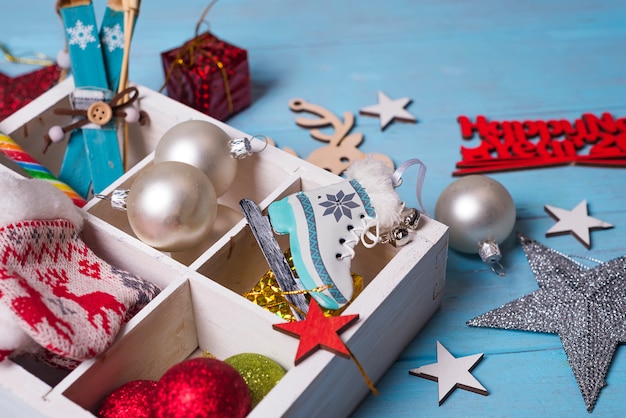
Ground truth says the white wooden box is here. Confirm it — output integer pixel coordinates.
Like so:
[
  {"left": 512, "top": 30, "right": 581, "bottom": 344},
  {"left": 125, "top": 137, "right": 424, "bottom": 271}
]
[{"left": 0, "top": 78, "right": 448, "bottom": 417}]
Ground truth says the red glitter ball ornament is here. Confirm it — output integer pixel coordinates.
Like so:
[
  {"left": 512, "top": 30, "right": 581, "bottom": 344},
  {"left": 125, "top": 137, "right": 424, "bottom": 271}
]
[
  {"left": 152, "top": 357, "right": 251, "bottom": 418},
  {"left": 98, "top": 379, "right": 157, "bottom": 418}
]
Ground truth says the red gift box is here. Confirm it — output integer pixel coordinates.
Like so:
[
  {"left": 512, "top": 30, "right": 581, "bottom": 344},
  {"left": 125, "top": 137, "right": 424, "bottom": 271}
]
[{"left": 160, "top": 32, "right": 251, "bottom": 121}]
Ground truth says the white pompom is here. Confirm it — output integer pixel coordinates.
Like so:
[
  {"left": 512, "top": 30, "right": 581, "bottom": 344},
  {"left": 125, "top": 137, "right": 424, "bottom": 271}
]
[
  {"left": 0, "top": 173, "right": 85, "bottom": 229},
  {"left": 56, "top": 49, "right": 71, "bottom": 70},
  {"left": 48, "top": 126, "right": 65, "bottom": 143},
  {"left": 345, "top": 157, "right": 403, "bottom": 230},
  {"left": 124, "top": 107, "right": 140, "bottom": 123}
]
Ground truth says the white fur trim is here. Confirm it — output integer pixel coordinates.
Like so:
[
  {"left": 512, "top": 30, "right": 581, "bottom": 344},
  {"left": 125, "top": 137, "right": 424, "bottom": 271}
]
[
  {"left": 345, "top": 158, "right": 402, "bottom": 230},
  {"left": 0, "top": 173, "right": 84, "bottom": 229}
]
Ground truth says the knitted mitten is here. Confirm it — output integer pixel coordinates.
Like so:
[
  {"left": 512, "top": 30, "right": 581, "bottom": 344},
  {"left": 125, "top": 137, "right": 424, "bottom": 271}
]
[{"left": 0, "top": 219, "right": 160, "bottom": 362}]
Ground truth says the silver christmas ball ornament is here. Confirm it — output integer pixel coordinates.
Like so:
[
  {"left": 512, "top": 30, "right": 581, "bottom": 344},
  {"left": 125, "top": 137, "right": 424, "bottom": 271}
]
[
  {"left": 171, "top": 204, "right": 243, "bottom": 265},
  {"left": 435, "top": 175, "right": 516, "bottom": 275},
  {"left": 126, "top": 161, "right": 218, "bottom": 252},
  {"left": 154, "top": 120, "right": 237, "bottom": 197}
]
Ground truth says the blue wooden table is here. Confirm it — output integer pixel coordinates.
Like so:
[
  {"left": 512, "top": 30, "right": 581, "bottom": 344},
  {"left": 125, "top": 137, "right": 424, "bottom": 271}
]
[{"left": 1, "top": 1, "right": 625, "bottom": 416}]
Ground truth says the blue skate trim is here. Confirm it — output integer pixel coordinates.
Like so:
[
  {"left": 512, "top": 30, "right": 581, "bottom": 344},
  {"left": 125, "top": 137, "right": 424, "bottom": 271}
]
[
  {"left": 268, "top": 196, "right": 343, "bottom": 309},
  {"left": 296, "top": 192, "right": 348, "bottom": 306},
  {"left": 267, "top": 197, "right": 292, "bottom": 235},
  {"left": 349, "top": 179, "right": 376, "bottom": 218}
]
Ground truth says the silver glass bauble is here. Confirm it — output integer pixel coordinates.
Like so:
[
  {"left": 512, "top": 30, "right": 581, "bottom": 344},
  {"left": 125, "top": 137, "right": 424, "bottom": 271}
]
[
  {"left": 154, "top": 120, "right": 237, "bottom": 197},
  {"left": 126, "top": 161, "right": 218, "bottom": 252},
  {"left": 435, "top": 175, "right": 516, "bottom": 275}
]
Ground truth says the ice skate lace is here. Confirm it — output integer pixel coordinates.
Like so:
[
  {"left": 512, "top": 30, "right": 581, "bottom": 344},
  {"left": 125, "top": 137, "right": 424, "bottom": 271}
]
[{"left": 339, "top": 216, "right": 381, "bottom": 260}]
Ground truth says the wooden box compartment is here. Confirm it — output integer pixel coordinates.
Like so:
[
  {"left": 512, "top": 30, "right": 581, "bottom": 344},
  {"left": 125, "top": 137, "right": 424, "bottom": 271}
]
[{"left": 0, "top": 78, "right": 448, "bottom": 417}]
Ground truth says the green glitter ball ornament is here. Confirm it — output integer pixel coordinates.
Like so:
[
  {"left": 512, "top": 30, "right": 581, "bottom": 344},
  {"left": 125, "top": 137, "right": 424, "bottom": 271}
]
[{"left": 224, "top": 353, "right": 286, "bottom": 408}]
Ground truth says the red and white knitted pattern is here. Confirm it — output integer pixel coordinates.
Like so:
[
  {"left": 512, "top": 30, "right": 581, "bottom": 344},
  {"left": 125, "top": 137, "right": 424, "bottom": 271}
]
[{"left": 0, "top": 219, "right": 160, "bottom": 362}]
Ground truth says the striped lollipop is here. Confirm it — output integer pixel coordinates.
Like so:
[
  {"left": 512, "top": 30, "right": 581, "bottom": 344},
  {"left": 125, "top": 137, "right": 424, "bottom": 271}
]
[{"left": 0, "top": 133, "right": 86, "bottom": 207}]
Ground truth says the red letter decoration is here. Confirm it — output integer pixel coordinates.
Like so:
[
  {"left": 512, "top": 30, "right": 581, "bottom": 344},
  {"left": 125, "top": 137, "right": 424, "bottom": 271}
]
[{"left": 454, "top": 113, "right": 626, "bottom": 175}]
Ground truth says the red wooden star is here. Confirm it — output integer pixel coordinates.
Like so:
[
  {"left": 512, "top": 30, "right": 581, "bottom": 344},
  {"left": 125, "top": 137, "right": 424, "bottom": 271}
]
[{"left": 273, "top": 298, "right": 359, "bottom": 364}]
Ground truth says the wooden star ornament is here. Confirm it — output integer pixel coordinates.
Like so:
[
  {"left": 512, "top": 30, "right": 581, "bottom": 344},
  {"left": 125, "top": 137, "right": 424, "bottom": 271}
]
[
  {"left": 273, "top": 298, "right": 359, "bottom": 364},
  {"left": 544, "top": 199, "right": 613, "bottom": 248},
  {"left": 409, "top": 341, "right": 488, "bottom": 405},
  {"left": 359, "top": 91, "right": 417, "bottom": 130}
]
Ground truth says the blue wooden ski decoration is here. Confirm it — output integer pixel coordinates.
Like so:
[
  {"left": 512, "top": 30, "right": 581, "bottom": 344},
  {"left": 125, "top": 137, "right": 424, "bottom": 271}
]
[{"left": 57, "top": 0, "right": 137, "bottom": 197}]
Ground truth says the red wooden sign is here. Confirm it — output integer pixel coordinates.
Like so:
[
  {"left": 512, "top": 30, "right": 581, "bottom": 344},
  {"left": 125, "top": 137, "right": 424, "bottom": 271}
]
[{"left": 454, "top": 113, "right": 626, "bottom": 175}]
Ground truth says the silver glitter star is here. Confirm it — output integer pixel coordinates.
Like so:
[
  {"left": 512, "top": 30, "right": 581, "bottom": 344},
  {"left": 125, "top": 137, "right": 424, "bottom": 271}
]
[
  {"left": 467, "top": 234, "right": 626, "bottom": 412},
  {"left": 545, "top": 199, "right": 613, "bottom": 249}
]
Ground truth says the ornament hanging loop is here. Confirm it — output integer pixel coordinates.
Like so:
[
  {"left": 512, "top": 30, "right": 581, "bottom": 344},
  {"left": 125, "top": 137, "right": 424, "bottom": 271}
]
[
  {"left": 391, "top": 158, "right": 429, "bottom": 217},
  {"left": 195, "top": 0, "right": 219, "bottom": 36}
]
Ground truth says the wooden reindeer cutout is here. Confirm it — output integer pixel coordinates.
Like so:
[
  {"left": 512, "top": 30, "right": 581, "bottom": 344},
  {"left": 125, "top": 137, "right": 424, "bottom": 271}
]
[{"left": 288, "top": 98, "right": 394, "bottom": 175}]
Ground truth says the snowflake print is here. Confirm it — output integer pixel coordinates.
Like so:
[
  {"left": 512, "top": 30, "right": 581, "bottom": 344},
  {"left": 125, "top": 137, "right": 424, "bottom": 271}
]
[
  {"left": 66, "top": 20, "right": 96, "bottom": 50},
  {"left": 102, "top": 24, "right": 124, "bottom": 52},
  {"left": 319, "top": 190, "right": 360, "bottom": 222}
]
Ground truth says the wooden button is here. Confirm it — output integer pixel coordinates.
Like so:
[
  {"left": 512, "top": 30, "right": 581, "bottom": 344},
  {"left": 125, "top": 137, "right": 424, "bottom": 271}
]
[{"left": 87, "top": 101, "right": 113, "bottom": 125}]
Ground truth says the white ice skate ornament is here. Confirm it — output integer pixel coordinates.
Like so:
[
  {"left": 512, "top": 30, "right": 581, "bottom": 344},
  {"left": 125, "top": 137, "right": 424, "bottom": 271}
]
[{"left": 268, "top": 158, "right": 425, "bottom": 310}]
